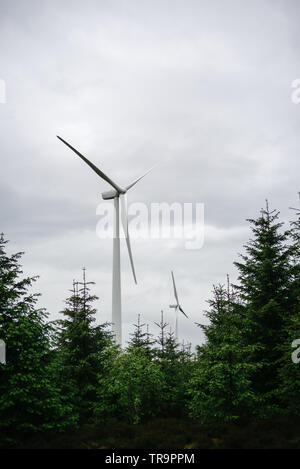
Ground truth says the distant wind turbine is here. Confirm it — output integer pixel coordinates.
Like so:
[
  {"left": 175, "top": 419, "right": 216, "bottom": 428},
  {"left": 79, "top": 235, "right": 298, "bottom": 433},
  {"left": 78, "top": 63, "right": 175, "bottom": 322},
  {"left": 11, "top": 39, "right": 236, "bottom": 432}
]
[
  {"left": 169, "top": 271, "right": 188, "bottom": 341},
  {"left": 289, "top": 192, "right": 300, "bottom": 213},
  {"left": 57, "top": 135, "right": 155, "bottom": 345}
]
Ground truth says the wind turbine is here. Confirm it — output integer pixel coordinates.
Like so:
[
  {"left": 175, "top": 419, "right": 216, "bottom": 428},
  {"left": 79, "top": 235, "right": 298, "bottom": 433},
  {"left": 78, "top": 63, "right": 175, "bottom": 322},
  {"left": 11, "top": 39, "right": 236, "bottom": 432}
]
[
  {"left": 57, "top": 135, "right": 154, "bottom": 345},
  {"left": 169, "top": 271, "right": 188, "bottom": 341},
  {"left": 289, "top": 192, "right": 300, "bottom": 213}
]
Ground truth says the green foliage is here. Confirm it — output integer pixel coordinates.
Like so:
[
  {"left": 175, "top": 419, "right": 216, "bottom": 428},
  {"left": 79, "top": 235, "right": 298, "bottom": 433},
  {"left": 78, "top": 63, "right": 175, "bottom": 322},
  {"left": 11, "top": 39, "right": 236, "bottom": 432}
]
[
  {"left": 53, "top": 269, "right": 112, "bottom": 423},
  {"left": 95, "top": 313, "right": 194, "bottom": 424},
  {"left": 0, "top": 234, "right": 71, "bottom": 447},
  {"left": 127, "top": 313, "right": 155, "bottom": 358},
  {"left": 188, "top": 202, "right": 298, "bottom": 421},
  {"left": 155, "top": 328, "right": 192, "bottom": 418},
  {"left": 230, "top": 202, "right": 297, "bottom": 419},
  {"left": 233, "top": 203, "right": 294, "bottom": 398},
  {"left": 188, "top": 284, "right": 261, "bottom": 422},
  {"left": 278, "top": 207, "right": 300, "bottom": 413},
  {"left": 1, "top": 196, "right": 300, "bottom": 447},
  {"left": 95, "top": 347, "right": 165, "bottom": 424}
]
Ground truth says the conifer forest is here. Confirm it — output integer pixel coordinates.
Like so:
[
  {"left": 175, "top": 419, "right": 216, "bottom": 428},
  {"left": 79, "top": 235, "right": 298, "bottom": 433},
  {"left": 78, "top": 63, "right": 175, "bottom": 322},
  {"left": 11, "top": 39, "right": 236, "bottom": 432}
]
[{"left": 1, "top": 202, "right": 299, "bottom": 448}]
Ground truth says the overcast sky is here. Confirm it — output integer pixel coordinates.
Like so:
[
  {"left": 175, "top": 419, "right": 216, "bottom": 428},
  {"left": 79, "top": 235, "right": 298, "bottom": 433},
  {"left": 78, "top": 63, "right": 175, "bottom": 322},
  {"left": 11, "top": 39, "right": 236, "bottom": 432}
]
[{"left": 0, "top": 0, "right": 299, "bottom": 347}]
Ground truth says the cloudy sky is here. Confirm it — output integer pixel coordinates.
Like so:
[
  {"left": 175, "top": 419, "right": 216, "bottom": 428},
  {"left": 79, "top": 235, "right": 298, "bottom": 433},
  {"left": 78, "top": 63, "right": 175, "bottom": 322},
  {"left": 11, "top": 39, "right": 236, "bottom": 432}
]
[{"left": 0, "top": 0, "right": 299, "bottom": 347}]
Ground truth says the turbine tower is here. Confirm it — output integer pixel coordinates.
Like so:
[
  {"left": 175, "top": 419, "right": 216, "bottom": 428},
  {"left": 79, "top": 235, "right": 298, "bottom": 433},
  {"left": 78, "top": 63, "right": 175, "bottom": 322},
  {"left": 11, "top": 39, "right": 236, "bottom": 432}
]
[
  {"left": 169, "top": 271, "right": 188, "bottom": 341},
  {"left": 57, "top": 136, "right": 154, "bottom": 345}
]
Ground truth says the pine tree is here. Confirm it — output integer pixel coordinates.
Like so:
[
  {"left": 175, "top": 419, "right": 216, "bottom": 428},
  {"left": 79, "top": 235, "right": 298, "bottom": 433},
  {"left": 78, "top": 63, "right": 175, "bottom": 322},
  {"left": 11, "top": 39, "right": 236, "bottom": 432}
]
[
  {"left": 159, "top": 328, "right": 191, "bottom": 417},
  {"left": 154, "top": 310, "right": 168, "bottom": 359},
  {"left": 95, "top": 345, "right": 164, "bottom": 424},
  {"left": 55, "top": 268, "right": 111, "bottom": 423},
  {"left": 127, "top": 314, "right": 154, "bottom": 354},
  {"left": 289, "top": 195, "right": 300, "bottom": 315},
  {"left": 188, "top": 281, "right": 260, "bottom": 422},
  {"left": 153, "top": 312, "right": 192, "bottom": 417},
  {"left": 233, "top": 202, "right": 294, "bottom": 404},
  {"left": 0, "top": 234, "right": 69, "bottom": 447},
  {"left": 278, "top": 198, "right": 300, "bottom": 414}
]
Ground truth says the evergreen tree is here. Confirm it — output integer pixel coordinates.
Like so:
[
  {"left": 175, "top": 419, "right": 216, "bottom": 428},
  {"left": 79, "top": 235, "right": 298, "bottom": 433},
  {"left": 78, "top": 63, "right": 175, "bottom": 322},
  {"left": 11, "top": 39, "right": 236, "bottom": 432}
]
[
  {"left": 288, "top": 196, "right": 300, "bottom": 315},
  {"left": 188, "top": 281, "right": 260, "bottom": 422},
  {"left": 95, "top": 346, "right": 164, "bottom": 424},
  {"left": 55, "top": 268, "right": 111, "bottom": 423},
  {"left": 0, "top": 234, "right": 69, "bottom": 447},
  {"left": 152, "top": 312, "right": 193, "bottom": 418},
  {"left": 127, "top": 314, "right": 155, "bottom": 357},
  {"left": 278, "top": 199, "right": 300, "bottom": 413},
  {"left": 154, "top": 310, "right": 168, "bottom": 359},
  {"left": 233, "top": 202, "right": 294, "bottom": 404},
  {"left": 158, "top": 328, "right": 191, "bottom": 417}
]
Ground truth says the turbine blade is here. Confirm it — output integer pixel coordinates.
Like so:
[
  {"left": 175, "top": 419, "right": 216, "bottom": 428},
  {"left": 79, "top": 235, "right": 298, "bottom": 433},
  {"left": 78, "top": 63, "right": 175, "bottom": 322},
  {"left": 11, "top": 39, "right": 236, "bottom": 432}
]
[
  {"left": 171, "top": 271, "right": 179, "bottom": 304},
  {"left": 179, "top": 305, "right": 188, "bottom": 319},
  {"left": 120, "top": 194, "right": 137, "bottom": 284},
  {"left": 125, "top": 165, "right": 157, "bottom": 191},
  {"left": 57, "top": 136, "right": 122, "bottom": 192}
]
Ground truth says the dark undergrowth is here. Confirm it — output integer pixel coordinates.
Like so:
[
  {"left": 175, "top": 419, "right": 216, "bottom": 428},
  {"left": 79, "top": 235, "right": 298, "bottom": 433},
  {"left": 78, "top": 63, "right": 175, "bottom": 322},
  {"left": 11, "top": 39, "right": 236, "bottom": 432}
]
[{"left": 18, "top": 415, "right": 300, "bottom": 449}]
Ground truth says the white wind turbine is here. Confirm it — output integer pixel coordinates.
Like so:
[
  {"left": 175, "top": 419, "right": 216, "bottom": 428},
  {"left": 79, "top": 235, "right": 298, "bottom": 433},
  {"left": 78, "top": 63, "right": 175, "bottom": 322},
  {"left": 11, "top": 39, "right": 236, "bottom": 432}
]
[
  {"left": 169, "top": 271, "right": 188, "bottom": 341},
  {"left": 57, "top": 136, "right": 154, "bottom": 345}
]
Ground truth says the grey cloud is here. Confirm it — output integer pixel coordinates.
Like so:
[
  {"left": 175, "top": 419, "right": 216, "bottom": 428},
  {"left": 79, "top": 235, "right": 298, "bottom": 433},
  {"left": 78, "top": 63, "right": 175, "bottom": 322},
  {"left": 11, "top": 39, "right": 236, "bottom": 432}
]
[{"left": 0, "top": 0, "right": 299, "bottom": 347}]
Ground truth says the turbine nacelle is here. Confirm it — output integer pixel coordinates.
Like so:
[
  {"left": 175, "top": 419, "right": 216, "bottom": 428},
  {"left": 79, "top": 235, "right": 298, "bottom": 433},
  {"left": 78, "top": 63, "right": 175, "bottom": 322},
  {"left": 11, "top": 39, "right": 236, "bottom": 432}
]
[{"left": 102, "top": 189, "right": 122, "bottom": 200}]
